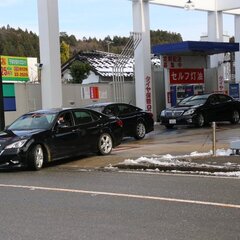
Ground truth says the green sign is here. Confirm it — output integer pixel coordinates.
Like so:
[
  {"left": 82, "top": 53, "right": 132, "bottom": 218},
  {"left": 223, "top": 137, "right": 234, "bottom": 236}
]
[{"left": 0, "top": 55, "right": 29, "bottom": 82}]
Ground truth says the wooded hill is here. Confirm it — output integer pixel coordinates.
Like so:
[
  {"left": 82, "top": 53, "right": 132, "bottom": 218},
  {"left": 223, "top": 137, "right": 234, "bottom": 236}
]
[{"left": 0, "top": 25, "right": 183, "bottom": 62}]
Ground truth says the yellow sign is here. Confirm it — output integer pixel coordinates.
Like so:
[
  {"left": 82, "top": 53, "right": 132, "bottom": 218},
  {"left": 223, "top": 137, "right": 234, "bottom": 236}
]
[{"left": 0, "top": 55, "right": 29, "bottom": 81}]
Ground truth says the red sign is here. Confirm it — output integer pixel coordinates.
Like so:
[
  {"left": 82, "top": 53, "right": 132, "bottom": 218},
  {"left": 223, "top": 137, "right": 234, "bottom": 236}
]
[
  {"left": 145, "top": 76, "right": 152, "bottom": 112},
  {"left": 90, "top": 86, "right": 99, "bottom": 99},
  {"left": 169, "top": 68, "right": 204, "bottom": 84}
]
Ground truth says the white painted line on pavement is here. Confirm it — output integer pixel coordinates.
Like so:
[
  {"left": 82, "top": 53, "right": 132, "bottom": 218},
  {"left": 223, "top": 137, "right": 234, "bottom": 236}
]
[
  {"left": 117, "top": 170, "right": 240, "bottom": 180},
  {"left": 0, "top": 183, "right": 240, "bottom": 209}
]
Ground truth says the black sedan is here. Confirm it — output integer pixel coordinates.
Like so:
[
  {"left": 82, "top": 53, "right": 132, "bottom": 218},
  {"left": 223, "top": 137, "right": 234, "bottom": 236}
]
[
  {"left": 0, "top": 108, "right": 123, "bottom": 170},
  {"left": 160, "top": 93, "right": 240, "bottom": 128},
  {"left": 86, "top": 103, "right": 154, "bottom": 139}
]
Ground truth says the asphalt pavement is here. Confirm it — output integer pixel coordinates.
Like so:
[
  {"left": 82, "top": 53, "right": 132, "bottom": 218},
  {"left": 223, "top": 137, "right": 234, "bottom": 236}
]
[{"left": 56, "top": 123, "right": 240, "bottom": 174}]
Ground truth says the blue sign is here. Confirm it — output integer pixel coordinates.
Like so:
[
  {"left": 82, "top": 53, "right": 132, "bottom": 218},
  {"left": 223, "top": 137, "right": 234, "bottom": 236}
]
[
  {"left": 4, "top": 97, "right": 16, "bottom": 111},
  {"left": 229, "top": 83, "right": 239, "bottom": 99},
  {"left": 170, "top": 86, "right": 176, "bottom": 106}
]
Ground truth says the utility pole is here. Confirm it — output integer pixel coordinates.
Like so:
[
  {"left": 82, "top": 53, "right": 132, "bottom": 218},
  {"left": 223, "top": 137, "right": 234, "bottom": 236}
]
[
  {"left": 106, "top": 40, "right": 113, "bottom": 53},
  {"left": 0, "top": 56, "right": 5, "bottom": 130}
]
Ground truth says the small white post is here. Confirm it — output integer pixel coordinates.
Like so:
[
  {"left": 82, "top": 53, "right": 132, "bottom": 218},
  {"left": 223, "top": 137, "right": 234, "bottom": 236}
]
[{"left": 212, "top": 122, "right": 216, "bottom": 156}]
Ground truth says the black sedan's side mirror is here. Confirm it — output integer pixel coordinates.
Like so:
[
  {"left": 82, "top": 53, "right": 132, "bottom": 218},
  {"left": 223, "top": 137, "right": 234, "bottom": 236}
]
[{"left": 57, "top": 123, "right": 69, "bottom": 129}]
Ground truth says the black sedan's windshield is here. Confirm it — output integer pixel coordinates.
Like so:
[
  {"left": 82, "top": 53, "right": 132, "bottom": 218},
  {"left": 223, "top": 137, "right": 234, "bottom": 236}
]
[
  {"left": 178, "top": 95, "right": 209, "bottom": 106},
  {"left": 8, "top": 113, "right": 57, "bottom": 130}
]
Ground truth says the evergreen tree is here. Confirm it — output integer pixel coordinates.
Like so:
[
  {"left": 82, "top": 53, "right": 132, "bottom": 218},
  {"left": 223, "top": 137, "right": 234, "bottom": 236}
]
[
  {"left": 0, "top": 25, "right": 184, "bottom": 63},
  {"left": 69, "top": 60, "right": 91, "bottom": 84}
]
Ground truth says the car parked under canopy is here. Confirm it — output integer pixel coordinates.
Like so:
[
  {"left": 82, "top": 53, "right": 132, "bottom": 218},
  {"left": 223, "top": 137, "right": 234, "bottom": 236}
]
[
  {"left": 86, "top": 103, "right": 154, "bottom": 140},
  {"left": 160, "top": 93, "right": 240, "bottom": 128},
  {"left": 0, "top": 108, "right": 123, "bottom": 170}
]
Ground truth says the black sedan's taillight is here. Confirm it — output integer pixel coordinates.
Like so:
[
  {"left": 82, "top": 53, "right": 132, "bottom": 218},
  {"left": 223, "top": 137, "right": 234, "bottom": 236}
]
[
  {"left": 116, "top": 119, "right": 123, "bottom": 127},
  {"left": 147, "top": 112, "right": 154, "bottom": 119}
]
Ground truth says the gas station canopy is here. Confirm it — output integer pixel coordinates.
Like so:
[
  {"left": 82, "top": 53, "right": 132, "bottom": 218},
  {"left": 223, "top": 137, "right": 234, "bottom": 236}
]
[
  {"left": 147, "top": 0, "right": 240, "bottom": 15},
  {"left": 152, "top": 41, "right": 240, "bottom": 56}
]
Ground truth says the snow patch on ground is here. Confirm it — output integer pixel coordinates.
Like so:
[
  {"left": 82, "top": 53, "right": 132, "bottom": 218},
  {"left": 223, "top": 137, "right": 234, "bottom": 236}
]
[
  {"left": 122, "top": 149, "right": 232, "bottom": 166},
  {"left": 110, "top": 149, "right": 240, "bottom": 177}
]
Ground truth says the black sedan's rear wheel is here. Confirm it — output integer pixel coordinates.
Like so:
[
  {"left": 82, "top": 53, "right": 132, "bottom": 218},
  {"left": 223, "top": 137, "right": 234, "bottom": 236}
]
[
  {"left": 98, "top": 133, "right": 113, "bottom": 155},
  {"left": 195, "top": 113, "right": 205, "bottom": 127},
  {"left": 28, "top": 144, "right": 45, "bottom": 170},
  {"left": 134, "top": 122, "right": 146, "bottom": 140},
  {"left": 230, "top": 110, "right": 240, "bottom": 124}
]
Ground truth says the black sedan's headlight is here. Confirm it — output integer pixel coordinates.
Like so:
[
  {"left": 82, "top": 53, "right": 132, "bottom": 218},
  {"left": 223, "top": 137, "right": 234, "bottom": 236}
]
[
  {"left": 5, "top": 139, "right": 28, "bottom": 149},
  {"left": 160, "top": 110, "right": 166, "bottom": 117},
  {"left": 183, "top": 109, "right": 195, "bottom": 116}
]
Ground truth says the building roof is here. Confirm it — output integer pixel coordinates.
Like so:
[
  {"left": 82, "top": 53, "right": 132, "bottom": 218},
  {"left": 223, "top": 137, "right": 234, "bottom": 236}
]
[
  {"left": 86, "top": 52, "right": 134, "bottom": 77},
  {"left": 61, "top": 51, "right": 161, "bottom": 78},
  {"left": 61, "top": 51, "right": 134, "bottom": 78},
  {"left": 152, "top": 41, "right": 239, "bottom": 56}
]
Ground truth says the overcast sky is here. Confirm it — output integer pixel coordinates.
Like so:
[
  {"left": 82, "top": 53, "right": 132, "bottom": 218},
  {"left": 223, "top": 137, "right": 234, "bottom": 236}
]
[{"left": 0, "top": 0, "right": 235, "bottom": 41}]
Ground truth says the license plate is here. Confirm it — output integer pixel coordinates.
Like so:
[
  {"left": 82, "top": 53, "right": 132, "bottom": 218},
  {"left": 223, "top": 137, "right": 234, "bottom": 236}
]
[{"left": 169, "top": 119, "right": 176, "bottom": 124}]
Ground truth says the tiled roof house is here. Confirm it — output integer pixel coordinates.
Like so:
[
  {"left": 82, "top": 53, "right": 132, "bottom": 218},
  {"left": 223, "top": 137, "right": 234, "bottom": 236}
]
[
  {"left": 61, "top": 51, "right": 161, "bottom": 84},
  {"left": 61, "top": 51, "right": 134, "bottom": 84}
]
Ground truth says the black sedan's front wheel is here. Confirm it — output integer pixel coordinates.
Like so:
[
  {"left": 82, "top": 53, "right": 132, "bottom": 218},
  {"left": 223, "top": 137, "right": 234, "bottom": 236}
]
[
  {"left": 195, "top": 113, "right": 205, "bottom": 127},
  {"left": 28, "top": 144, "right": 45, "bottom": 170},
  {"left": 134, "top": 122, "right": 146, "bottom": 140},
  {"left": 98, "top": 133, "right": 113, "bottom": 155},
  {"left": 230, "top": 110, "right": 240, "bottom": 124}
]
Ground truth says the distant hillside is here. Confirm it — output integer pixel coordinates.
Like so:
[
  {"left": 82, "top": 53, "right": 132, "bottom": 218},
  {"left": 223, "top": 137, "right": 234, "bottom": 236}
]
[
  {"left": 0, "top": 25, "right": 39, "bottom": 58},
  {"left": 0, "top": 25, "right": 183, "bottom": 61}
]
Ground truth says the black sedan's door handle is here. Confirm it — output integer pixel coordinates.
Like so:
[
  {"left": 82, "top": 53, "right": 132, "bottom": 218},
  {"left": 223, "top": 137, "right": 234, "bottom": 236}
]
[{"left": 72, "top": 129, "right": 81, "bottom": 133}]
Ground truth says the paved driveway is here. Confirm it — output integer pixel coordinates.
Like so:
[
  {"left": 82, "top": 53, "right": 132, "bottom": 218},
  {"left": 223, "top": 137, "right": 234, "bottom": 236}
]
[{"left": 54, "top": 123, "right": 240, "bottom": 170}]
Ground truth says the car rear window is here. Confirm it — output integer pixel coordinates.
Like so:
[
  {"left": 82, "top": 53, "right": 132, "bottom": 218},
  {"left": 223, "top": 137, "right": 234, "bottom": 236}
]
[{"left": 73, "top": 111, "right": 93, "bottom": 125}]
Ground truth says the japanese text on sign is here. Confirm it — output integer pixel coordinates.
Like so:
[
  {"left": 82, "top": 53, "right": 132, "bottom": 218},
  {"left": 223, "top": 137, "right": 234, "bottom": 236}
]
[
  {"left": 0, "top": 55, "right": 29, "bottom": 82},
  {"left": 145, "top": 76, "right": 152, "bottom": 112},
  {"left": 169, "top": 68, "right": 204, "bottom": 84},
  {"left": 218, "top": 75, "right": 224, "bottom": 92},
  {"left": 162, "top": 55, "right": 182, "bottom": 68}
]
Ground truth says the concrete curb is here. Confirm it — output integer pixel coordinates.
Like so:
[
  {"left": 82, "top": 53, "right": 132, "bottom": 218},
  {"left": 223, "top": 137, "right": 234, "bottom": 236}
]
[
  {"left": 113, "top": 155, "right": 240, "bottom": 173},
  {"left": 114, "top": 164, "right": 240, "bottom": 172}
]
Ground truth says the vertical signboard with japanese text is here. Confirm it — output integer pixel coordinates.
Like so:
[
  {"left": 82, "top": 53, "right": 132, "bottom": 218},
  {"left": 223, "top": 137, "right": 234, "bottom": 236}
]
[
  {"left": 145, "top": 76, "right": 152, "bottom": 112},
  {"left": 217, "top": 66, "right": 225, "bottom": 93},
  {"left": 0, "top": 56, "right": 29, "bottom": 82}
]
